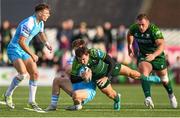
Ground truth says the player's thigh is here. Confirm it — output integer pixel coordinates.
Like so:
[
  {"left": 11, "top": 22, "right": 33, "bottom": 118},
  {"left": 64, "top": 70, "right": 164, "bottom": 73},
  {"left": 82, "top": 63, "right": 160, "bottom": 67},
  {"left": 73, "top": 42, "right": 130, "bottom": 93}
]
[
  {"left": 73, "top": 89, "right": 96, "bottom": 104},
  {"left": 7, "top": 50, "right": 27, "bottom": 74},
  {"left": 23, "top": 57, "right": 38, "bottom": 77},
  {"left": 13, "top": 59, "right": 28, "bottom": 74},
  {"left": 119, "top": 64, "right": 140, "bottom": 76},
  {"left": 73, "top": 89, "right": 89, "bottom": 100},
  {"left": 138, "top": 61, "right": 152, "bottom": 76}
]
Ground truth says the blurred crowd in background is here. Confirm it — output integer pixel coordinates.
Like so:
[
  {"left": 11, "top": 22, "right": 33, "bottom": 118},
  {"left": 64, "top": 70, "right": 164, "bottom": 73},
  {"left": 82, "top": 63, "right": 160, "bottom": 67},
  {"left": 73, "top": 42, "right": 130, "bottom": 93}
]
[{"left": 0, "top": 19, "right": 180, "bottom": 84}]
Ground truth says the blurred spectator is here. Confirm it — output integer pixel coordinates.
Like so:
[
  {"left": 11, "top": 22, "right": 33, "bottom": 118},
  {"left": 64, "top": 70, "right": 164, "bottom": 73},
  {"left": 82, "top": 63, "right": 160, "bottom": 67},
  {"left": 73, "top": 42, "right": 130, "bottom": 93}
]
[
  {"left": 165, "top": 54, "right": 171, "bottom": 67},
  {"left": 103, "top": 22, "right": 113, "bottom": 52},
  {"left": 172, "top": 56, "right": 180, "bottom": 68},
  {"left": 0, "top": 20, "right": 12, "bottom": 65},
  {"left": 116, "top": 24, "right": 126, "bottom": 62},
  {"left": 56, "top": 19, "right": 74, "bottom": 49},
  {"left": 52, "top": 49, "right": 63, "bottom": 70},
  {"left": 59, "top": 35, "right": 70, "bottom": 50},
  {"left": 57, "top": 20, "right": 70, "bottom": 50},
  {"left": 172, "top": 56, "right": 180, "bottom": 83},
  {"left": 66, "top": 19, "right": 74, "bottom": 43},
  {"left": 92, "top": 25, "right": 106, "bottom": 52},
  {"left": 55, "top": 19, "right": 75, "bottom": 70},
  {"left": 0, "top": 32, "right": 2, "bottom": 65},
  {"left": 40, "top": 48, "right": 54, "bottom": 67},
  {"left": 31, "top": 35, "right": 44, "bottom": 66},
  {"left": 72, "top": 22, "right": 90, "bottom": 43}
]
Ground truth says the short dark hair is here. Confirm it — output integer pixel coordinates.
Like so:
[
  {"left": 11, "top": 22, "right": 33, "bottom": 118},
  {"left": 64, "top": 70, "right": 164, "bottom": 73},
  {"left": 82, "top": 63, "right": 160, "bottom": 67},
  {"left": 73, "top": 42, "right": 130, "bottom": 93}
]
[
  {"left": 75, "top": 47, "right": 89, "bottom": 58},
  {"left": 72, "top": 39, "right": 86, "bottom": 49},
  {"left": 136, "top": 13, "right": 149, "bottom": 20},
  {"left": 35, "top": 3, "right": 50, "bottom": 12}
]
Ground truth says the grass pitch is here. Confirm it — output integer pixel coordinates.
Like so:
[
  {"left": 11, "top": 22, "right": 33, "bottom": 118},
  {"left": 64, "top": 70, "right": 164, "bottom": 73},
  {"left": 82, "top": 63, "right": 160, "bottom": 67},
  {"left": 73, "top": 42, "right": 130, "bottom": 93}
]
[{"left": 0, "top": 84, "right": 180, "bottom": 117}]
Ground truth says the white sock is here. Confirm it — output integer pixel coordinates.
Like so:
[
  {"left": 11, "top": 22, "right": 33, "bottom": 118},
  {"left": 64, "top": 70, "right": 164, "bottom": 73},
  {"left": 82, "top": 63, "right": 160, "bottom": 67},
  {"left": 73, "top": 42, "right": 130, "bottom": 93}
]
[
  {"left": 5, "top": 77, "right": 21, "bottom": 96},
  {"left": 75, "top": 104, "right": 82, "bottom": 110},
  {"left": 29, "top": 80, "right": 37, "bottom": 103}
]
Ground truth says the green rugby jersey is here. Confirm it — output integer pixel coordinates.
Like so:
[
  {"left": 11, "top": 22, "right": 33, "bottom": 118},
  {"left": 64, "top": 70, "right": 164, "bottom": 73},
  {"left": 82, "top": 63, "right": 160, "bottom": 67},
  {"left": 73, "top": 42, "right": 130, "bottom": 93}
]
[
  {"left": 71, "top": 48, "right": 109, "bottom": 81},
  {"left": 71, "top": 58, "right": 83, "bottom": 76},
  {"left": 87, "top": 48, "right": 108, "bottom": 79},
  {"left": 129, "top": 23, "right": 165, "bottom": 57}
]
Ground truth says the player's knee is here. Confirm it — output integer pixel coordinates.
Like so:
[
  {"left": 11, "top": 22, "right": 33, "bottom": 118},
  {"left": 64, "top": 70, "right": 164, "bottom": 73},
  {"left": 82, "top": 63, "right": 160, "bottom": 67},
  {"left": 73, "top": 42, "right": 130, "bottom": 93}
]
[
  {"left": 30, "top": 71, "right": 39, "bottom": 80},
  {"left": 72, "top": 92, "right": 83, "bottom": 104},
  {"left": 161, "top": 74, "right": 169, "bottom": 84},
  {"left": 53, "top": 77, "right": 60, "bottom": 83},
  {"left": 53, "top": 77, "right": 61, "bottom": 86},
  {"left": 16, "top": 73, "right": 28, "bottom": 81}
]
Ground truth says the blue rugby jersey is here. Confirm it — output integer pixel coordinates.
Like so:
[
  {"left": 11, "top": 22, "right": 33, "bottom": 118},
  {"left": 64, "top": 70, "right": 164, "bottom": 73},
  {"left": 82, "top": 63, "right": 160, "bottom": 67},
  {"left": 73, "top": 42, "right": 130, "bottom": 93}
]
[{"left": 8, "top": 15, "right": 44, "bottom": 51}]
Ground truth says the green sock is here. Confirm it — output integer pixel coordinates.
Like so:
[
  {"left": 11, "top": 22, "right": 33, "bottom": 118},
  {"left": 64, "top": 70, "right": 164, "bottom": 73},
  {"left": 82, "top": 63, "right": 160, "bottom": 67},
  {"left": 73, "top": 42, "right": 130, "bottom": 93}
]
[
  {"left": 140, "top": 75, "right": 151, "bottom": 98},
  {"left": 114, "top": 94, "right": 120, "bottom": 102},
  {"left": 163, "top": 81, "right": 173, "bottom": 94}
]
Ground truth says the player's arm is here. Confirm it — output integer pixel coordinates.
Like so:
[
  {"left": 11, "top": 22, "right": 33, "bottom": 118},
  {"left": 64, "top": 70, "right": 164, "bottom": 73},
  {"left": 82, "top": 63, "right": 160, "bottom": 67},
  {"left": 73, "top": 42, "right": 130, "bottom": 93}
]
[
  {"left": 146, "top": 39, "right": 164, "bottom": 61},
  {"left": 37, "top": 32, "right": 52, "bottom": 52},
  {"left": 19, "top": 36, "right": 38, "bottom": 62},
  {"left": 127, "top": 31, "right": 135, "bottom": 57},
  {"left": 70, "top": 59, "right": 84, "bottom": 83},
  {"left": 93, "top": 49, "right": 115, "bottom": 80},
  {"left": 153, "top": 39, "right": 165, "bottom": 57},
  {"left": 19, "top": 20, "right": 38, "bottom": 62},
  {"left": 103, "top": 54, "right": 115, "bottom": 79},
  {"left": 96, "top": 54, "right": 115, "bottom": 87},
  {"left": 146, "top": 26, "right": 164, "bottom": 61}
]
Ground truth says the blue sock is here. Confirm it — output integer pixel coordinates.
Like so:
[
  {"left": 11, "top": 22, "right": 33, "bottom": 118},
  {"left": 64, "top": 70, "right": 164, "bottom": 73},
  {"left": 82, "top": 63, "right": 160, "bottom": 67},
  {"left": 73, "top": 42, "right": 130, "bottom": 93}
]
[{"left": 51, "top": 95, "right": 59, "bottom": 106}]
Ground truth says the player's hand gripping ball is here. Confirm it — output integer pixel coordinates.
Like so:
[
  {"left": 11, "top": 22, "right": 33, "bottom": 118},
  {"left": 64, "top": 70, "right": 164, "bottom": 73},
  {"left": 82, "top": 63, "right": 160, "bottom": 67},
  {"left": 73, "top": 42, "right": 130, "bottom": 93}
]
[{"left": 79, "top": 66, "right": 92, "bottom": 82}]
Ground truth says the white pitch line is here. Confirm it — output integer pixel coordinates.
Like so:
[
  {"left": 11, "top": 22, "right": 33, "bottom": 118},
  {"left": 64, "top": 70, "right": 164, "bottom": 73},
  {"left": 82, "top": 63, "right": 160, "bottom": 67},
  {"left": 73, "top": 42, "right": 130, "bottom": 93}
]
[
  {"left": 83, "top": 109, "right": 180, "bottom": 112},
  {"left": 1, "top": 102, "right": 173, "bottom": 106},
  {"left": 24, "top": 107, "right": 47, "bottom": 113}
]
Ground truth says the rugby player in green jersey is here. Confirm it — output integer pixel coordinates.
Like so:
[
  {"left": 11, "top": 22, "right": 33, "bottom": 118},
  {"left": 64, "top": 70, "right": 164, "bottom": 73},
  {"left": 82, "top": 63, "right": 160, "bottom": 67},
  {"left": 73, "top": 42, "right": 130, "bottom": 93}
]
[
  {"left": 45, "top": 39, "right": 96, "bottom": 111},
  {"left": 46, "top": 39, "right": 121, "bottom": 111},
  {"left": 74, "top": 46, "right": 150, "bottom": 110},
  {"left": 127, "top": 13, "right": 177, "bottom": 109}
]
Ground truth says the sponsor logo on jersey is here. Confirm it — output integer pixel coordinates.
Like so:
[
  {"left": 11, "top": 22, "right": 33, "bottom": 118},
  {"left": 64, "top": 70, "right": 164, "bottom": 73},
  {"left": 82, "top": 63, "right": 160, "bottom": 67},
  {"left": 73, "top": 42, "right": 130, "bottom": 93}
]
[
  {"left": 134, "top": 33, "right": 138, "bottom": 37},
  {"left": 22, "top": 25, "right": 30, "bottom": 35},
  {"left": 146, "top": 34, "right": 150, "bottom": 38}
]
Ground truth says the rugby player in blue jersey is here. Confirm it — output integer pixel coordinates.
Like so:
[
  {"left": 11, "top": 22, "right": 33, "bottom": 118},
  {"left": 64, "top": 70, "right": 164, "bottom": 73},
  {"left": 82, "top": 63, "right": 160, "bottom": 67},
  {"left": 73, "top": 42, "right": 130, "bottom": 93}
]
[{"left": 2, "top": 3, "right": 52, "bottom": 112}]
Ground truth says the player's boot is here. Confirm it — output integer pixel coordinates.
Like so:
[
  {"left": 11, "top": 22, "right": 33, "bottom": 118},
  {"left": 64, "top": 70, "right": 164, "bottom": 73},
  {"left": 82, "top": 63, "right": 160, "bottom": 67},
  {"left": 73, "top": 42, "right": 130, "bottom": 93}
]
[
  {"left": 3, "top": 94, "right": 15, "bottom": 109},
  {"left": 45, "top": 104, "right": 57, "bottom": 111},
  {"left": 65, "top": 104, "right": 82, "bottom": 111},
  {"left": 113, "top": 93, "right": 121, "bottom": 111},
  {"left": 148, "top": 75, "right": 161, "bottom": 83},
  {"left": 144, "top": 97, "right": 154, "bottom": 109},
  {"left": 27, "top": 102, "right": 44, "bottom": 112},
  {"left": 168, "top": 93, "right": 178, "bottom": 108}
]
